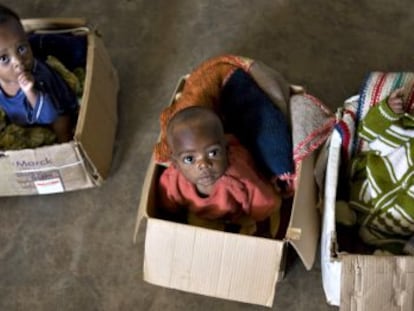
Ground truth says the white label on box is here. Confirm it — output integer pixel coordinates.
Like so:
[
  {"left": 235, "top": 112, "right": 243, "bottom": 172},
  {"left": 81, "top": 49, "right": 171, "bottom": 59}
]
[{"left": 34, "top": 177, "right": 64, "bottom": 194}]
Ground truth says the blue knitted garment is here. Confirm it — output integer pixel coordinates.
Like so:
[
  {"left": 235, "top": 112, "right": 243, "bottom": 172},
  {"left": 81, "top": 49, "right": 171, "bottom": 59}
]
[{"left": 220, "top": 68, "right": 294, "bottom": 180}]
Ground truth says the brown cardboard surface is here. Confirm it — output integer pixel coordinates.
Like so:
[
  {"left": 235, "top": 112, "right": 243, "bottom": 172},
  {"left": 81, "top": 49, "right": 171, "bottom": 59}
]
[
  {"left": 0, "top": 142, "right": 94, "bottom": 196},
  {"left": 134, "top": 155, "right": 157, "bottom": 236},
  {"left": 287, "top": 152, "right": 319, "bottom": 270},
  {"left": 144, "top": 218, "right": 284, "bottom": 306},
  {"left": 75, "top": 32, "right": 119, "bottom": 181},
  {"left": 22, "top": 18, "right": 87, "bottom": 32},
  {"left": 340, "top": 255, "right": 414, "bottom": 311}
]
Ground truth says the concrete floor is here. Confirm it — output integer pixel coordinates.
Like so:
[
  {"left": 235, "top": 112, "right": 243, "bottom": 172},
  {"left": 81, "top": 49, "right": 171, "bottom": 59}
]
[{"left": 1, "top": 1, "right": 414, "bottom": 310}]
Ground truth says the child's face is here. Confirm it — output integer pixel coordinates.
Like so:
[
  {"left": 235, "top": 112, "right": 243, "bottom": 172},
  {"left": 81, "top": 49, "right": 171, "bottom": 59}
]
[
  {"left": 170, "top": 122, "right": 228, "bottom": 195},
  {"left": 0, "top": 19, "right": 33, "bottom": 84}
]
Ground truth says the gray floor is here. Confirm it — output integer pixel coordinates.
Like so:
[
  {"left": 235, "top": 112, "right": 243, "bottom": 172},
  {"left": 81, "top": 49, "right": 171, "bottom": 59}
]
[{"left": 1, "top": 1, "right": 414, "bottom": 310}]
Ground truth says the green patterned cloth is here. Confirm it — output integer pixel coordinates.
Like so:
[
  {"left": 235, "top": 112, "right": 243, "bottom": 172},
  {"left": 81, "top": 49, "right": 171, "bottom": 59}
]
[
  {"left": 350, "top": 99, "right": 414, "bottom": 253},
  {"left": 0, "top": 108, "right": 56, "bottom": 150}
]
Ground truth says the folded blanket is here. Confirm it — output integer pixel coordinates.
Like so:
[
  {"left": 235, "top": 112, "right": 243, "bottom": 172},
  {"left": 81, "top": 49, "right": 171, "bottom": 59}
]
[
  {"left": 220, "top": 68, "right": 294, "bottom": 181},
  {"left": 349, "top": 99, "right": 414, "bottom": 253},
  {"left": 337, "top": 72, "right": 414, "bottom": 254}
]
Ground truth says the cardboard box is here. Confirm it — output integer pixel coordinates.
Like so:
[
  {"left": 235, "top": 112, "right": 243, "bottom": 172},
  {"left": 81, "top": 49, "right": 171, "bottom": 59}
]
[
  {"left": 134, "top": 78, "right": 320, "bottom": 307},
  {"left": 0, "top": 18, "right": 118, "bottom": 196},
  {"left": 321, "top": 128, "right": 414, "bottom": 310}
]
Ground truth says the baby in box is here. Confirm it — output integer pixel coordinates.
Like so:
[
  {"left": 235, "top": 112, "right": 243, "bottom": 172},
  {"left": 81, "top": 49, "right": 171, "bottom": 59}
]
[
  {"left": 0, "top": 4, "right": 78, "bottom": 144},
  {"left": 158, "top": 106, "right": 282, "bottom": 235},
  {"left": 154, "top": 55, "right": 299, "bottom": 236},
  {"left": 345, "top": 82, "right": 414, "bottom": 254}
]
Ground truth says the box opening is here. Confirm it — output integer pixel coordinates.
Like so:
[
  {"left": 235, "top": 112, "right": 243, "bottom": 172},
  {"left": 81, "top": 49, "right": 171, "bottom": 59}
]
[{"left": 149, "top": 163, "right": 287, "bottom": 239}]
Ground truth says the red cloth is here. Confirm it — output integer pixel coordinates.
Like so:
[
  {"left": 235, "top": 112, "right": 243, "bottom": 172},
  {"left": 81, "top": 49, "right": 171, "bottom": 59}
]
[{"left": 158, "top": 137, "right": 281, "bottom": 222}]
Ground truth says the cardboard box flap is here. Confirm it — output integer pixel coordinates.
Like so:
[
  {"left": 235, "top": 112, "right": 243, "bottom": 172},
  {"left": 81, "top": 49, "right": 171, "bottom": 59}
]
[
  {"left": 133, "top": 76, "right": 192, "bottom": 242},
  {"left": 144, "top": 219, "right": 284, "bottom": 306},
  {"left": 133, "top": 155, "right": 158, "bottom": 243},
  {"left": 75, "top": 32, "right": 119, "bottom": 181},
  {"left": 321, "top": 129, "right": 343, "bottom": 306},
  {"left": 22, "top": 18, "right": 88, "bottom": 33},
  {"left": 340, "top": 255, "right": 414, "bottom": 311},
  {"left": 285, "top": 152, "right": 320, "bottom": 270}
]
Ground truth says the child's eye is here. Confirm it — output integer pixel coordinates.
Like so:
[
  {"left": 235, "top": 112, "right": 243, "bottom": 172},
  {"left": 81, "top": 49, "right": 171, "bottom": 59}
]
[
  {"left": 0, "top": 55, "right": 10, "bottom": 64},
  {"left": 182, "top": 156, "right": 194, "bottom": 164},
  {"left": 17, "top": 45, "right": 28, "bottom": 55},
  {"left": 208, "top": 148, "right": 220, "bottom": 158}
]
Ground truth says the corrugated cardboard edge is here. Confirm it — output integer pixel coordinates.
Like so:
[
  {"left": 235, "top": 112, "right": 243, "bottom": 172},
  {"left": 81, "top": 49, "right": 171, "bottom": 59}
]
[
  {"left": 133, "top": 153, "right": 157, "bottom": 243},
  {"left": 22, "top": 17, "right": 87, "bottom": 32},
  {"left": 285, "top": 151, "right": 319, "bottom": 270},
  {"left": 74, "top": 30, "right": 119, "bottom": 182},
  {"left": 340, "top": 255, "right": 414, "bottom": 311},
  {"left": 321, "top": 129, "right": 342, "bottom": 306}
]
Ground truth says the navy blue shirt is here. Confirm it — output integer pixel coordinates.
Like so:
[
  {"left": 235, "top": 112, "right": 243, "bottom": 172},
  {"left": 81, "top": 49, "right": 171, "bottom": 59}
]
[{"left": 0, "top": 59, "right": 78, "bottom": 125}]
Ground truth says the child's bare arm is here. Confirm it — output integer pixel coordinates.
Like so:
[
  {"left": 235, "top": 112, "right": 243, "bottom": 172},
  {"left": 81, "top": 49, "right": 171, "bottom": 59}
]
[
  {"left": 387, "top": 87, "right": 405, "bottom": 114},
  {"left": 17, "top": 71, "right": 38, "bottom": 108}
]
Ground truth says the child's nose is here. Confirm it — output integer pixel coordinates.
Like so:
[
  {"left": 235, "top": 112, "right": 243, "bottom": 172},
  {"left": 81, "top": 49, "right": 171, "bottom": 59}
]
[
  {"left": 197, "top": 157, "right": 212, "bottom": 169},
  {"left": 12, "top": 56, "right": 23, "bottom": 70}
]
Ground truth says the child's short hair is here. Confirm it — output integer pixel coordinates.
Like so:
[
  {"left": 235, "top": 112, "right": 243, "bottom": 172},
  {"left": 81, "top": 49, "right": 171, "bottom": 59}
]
[
  {"left": 168, "top": 106, "right": 222, "bottom": 130},
  {"left": 167, "top": 106, "right": 224, "bottom": 139},
  {"left": 166, "top": 106, "right": 225, "bottom": 153},
  {"left": 0, "top": 4, "right": 20, "bottom": 24}
]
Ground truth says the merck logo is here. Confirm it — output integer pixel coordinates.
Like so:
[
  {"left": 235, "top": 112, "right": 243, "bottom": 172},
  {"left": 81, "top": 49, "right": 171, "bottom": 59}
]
[{"left": 15, "top": 157, "right": 53, "bottom": 168}]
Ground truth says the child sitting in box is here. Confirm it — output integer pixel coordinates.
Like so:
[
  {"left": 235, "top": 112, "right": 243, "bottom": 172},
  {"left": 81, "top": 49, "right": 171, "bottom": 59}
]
[
  {"left": 0, "top": 5, "right": 78, "bottom": 143},
  {"left": 158, "top": 106, "right": 282, "bottom": 235},
  {"left": 154, "top": 55, "right": 295, "bottom": 197}
]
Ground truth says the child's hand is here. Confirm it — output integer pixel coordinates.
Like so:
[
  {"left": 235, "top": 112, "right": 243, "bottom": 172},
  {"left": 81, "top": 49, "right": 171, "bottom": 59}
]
[
  {"left": 17, "top": 72, "right": 38, "bottom": 108},
  {"left": 17, "top": 71, "right": 35, "bottom": 93},
  {"left": 387, "top": 87, "right": 405, "bottom": 114}
]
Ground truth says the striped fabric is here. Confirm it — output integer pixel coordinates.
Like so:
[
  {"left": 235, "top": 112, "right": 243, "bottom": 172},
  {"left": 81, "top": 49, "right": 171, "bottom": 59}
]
[
  {"left": 336, "top": 72, "right": 414, "bottom": 163},
  {"left": 349, "top": 98, "right": 414, "bottom": 250},
  {"left": 356, "top": 72, "right": 414, "bottom": 154},
  {"left": 334, "top": 72, "right": 414, "bottom": 251}
]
